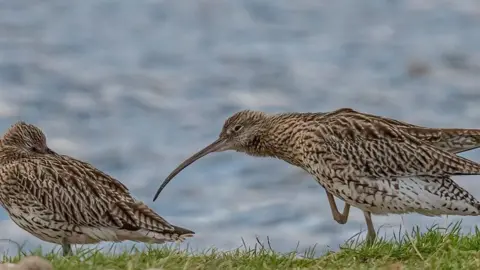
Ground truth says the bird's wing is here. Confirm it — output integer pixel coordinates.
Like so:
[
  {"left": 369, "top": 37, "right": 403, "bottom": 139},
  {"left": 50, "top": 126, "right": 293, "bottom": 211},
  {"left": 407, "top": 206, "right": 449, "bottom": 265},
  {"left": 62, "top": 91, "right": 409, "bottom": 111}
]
[
  {"left": 0, "top": 159, "right": 175, "bottom": 232},
  {"left": 57, "top": 154, "right": 130, "bottom": 193},
  {"left": 322, "top": 108, "right": 480, "bottom": 154},
  {"left": 310, "top": 114, "right": 480, "bottom": 179},
  {"left": 399, "top": 127, "right": 480, "bottom": 154}
]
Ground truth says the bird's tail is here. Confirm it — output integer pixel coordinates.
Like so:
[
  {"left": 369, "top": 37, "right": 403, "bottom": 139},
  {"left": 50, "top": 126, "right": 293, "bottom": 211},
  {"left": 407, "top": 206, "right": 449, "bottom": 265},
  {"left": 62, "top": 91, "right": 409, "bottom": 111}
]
[
  {"left": 116, "top": 224, "right": 194, "bottom": 244},
  {"left": 402, "top": 127, "right": 480, "bottom": 154},
  {"left": 113, "top": 201, "right": 195, "bottom": 244}
]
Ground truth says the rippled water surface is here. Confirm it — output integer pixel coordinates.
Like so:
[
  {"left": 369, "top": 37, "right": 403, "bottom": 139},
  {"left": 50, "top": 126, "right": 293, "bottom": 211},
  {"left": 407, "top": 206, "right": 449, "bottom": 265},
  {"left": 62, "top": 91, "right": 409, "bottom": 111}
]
[{"left": 0, "top": 0, "right": 480, "bottom": 256}]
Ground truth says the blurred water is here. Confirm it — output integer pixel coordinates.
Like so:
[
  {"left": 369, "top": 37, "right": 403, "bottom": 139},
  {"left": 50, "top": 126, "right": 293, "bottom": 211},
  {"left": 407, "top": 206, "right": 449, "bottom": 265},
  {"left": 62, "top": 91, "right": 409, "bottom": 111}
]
[{"left": 1, "top": 0, "right": 480, "bottom": 256}]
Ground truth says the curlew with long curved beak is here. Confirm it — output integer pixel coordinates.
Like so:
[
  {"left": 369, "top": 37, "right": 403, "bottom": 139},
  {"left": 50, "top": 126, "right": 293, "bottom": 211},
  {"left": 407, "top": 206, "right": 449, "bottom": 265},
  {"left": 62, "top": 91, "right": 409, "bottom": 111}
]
[{"left": 154, "top": 108, "right": 480, "bottom": 243}]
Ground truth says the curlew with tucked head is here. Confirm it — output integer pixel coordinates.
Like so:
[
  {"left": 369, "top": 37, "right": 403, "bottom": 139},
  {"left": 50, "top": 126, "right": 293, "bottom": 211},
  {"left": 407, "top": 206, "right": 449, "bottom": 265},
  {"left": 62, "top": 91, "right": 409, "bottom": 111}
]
[
  {"left": 154, "top": 108, "right": 480, "bottom": 242},
  {"left": 0, "top": 121, "right": 194, "bottom": 256}
]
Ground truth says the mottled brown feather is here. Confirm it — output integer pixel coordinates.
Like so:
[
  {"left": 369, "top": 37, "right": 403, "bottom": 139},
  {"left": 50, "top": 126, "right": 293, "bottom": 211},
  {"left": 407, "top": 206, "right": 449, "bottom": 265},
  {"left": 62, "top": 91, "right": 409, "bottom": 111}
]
[
  {"left": 323, "top": 108, "right": 480, "bottom": 154},
  {"left": 312, "top": 111, "right": 480, "bottom": 179}
]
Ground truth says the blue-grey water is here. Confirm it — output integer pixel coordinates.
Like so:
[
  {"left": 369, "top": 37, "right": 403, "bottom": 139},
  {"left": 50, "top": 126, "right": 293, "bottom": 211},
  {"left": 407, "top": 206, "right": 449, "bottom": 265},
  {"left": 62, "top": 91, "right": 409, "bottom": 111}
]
[{"left": 1, "top": 0, "right": 480, "bottom": 256}]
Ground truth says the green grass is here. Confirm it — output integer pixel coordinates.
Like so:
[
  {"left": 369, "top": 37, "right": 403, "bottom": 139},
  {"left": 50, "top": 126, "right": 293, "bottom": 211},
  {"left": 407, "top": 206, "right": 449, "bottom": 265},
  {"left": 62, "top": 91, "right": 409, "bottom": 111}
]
[{"left": 4, "top": 222, "right": 480, "bottom": 269}]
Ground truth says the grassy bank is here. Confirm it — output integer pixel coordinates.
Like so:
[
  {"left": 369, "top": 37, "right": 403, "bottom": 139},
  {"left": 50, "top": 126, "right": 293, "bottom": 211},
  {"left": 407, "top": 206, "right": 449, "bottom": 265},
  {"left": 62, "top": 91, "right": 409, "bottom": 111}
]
[{"left": 3, "top": 222, "right": 480, "bottom": 269}]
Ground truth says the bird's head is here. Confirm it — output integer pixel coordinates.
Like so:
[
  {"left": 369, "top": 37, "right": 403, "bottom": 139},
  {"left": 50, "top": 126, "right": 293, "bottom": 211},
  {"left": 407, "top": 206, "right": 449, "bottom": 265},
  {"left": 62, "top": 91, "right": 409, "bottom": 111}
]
[
  {"left": 1, "top": 121, "right": 57, "bottom": 156},
  {"left": 217, "top": 110, "right": 268, "bottom": 152}
]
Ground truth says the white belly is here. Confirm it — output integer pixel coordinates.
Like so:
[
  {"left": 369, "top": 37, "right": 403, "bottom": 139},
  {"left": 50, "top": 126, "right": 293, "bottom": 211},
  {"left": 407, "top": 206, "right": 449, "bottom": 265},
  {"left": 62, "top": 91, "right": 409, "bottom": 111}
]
[{"left": 321, "top": 176, "right": 480, "bottom": 216}]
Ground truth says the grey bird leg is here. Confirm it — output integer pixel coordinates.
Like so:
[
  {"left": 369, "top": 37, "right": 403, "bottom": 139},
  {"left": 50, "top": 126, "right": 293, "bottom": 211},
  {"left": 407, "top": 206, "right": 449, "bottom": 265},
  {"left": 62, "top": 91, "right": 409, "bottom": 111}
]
[
  {"left": 62, "top": 243, "right": 72, "bottom": 256},
  {"left": 363, "top": 211, "right": 376, "bottom": 244},
  {"left": 326, "top": 191, "right": 350, "bottom": 224}
]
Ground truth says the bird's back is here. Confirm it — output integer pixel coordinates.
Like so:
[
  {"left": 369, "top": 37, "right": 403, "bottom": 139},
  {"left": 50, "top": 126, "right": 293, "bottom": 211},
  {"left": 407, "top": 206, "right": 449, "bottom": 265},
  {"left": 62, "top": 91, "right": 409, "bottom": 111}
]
[
  {"left": 322, "top": 108, "right": 480, "bottom": 154},
  {"left": 307, "top": 109, "right": 480, "bottom": 179},
  {"left": 55, "top": 154, "right": 131, "bottom": 195}
]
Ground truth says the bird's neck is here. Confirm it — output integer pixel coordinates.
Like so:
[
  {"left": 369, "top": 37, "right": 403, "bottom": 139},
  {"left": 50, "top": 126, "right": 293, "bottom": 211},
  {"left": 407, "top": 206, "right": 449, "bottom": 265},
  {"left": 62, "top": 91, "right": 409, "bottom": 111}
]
[{"left": 245, "top": 113, "right": 316, "bottom": 167}]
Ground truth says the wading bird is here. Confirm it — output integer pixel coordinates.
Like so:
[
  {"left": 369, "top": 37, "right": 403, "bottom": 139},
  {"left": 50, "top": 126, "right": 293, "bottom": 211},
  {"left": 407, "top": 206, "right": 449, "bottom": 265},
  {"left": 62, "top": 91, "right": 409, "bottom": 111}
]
[
  {"left": 0, "top": 121, "right": 194, "bottom": 256},
  {"left": 153, "top": 108, "right": 480, "bottom": 242}
]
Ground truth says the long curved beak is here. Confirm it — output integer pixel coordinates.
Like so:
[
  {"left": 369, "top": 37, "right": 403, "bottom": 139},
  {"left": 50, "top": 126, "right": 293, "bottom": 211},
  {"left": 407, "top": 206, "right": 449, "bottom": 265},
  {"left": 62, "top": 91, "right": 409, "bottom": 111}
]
[{"left": 153, "top": 138, "right": 229, "bottom": 201}]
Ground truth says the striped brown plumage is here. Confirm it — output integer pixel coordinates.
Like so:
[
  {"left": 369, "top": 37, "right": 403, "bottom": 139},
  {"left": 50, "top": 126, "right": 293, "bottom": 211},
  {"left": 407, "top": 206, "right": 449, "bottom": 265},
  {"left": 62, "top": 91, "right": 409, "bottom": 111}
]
[
  {"left": 153, "top": 108, "right": 480, "bottom": 242},
  {"left": 0, "top": 121, "right": 194, "bottom": 256}
]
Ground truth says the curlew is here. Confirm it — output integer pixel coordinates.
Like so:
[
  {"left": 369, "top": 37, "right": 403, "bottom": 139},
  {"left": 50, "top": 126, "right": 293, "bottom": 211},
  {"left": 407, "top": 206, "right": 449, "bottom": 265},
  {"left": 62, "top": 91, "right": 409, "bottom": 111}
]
[
  {"left": 153, "top": 108, "right": 480, "bottom": 242},
  {"left": 0, "top": 121, "right": 194, "bottom": 256}
]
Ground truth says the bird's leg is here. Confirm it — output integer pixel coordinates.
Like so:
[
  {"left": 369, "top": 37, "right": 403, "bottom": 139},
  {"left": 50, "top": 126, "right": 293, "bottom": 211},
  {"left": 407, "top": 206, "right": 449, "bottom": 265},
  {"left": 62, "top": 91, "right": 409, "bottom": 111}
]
[
  {"left": 363, "top": 211, "right": 376, "bottom": 244},
  {"left": 62, "top": 243, "right": 72, "bottom": 256},
  {"left": 326, "top": 191, "right": 350, "bottom": 224}
]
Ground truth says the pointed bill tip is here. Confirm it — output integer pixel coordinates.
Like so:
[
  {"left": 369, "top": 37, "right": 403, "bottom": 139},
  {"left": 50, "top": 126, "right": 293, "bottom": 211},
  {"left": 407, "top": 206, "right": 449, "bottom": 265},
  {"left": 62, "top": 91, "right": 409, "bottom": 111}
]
[{"left": 152, "top": 188, "right": 162, "bottom": 202}]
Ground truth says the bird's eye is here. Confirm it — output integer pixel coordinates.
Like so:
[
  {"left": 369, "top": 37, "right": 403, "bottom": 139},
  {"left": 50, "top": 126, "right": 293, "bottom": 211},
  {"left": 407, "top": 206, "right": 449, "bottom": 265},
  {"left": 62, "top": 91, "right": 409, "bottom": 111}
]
[
  {"left": 30, "top": 146, "right": 40, "bottom": 152},
  {"left": 233, "top": 125, "right": 243, "bottom": 132}
]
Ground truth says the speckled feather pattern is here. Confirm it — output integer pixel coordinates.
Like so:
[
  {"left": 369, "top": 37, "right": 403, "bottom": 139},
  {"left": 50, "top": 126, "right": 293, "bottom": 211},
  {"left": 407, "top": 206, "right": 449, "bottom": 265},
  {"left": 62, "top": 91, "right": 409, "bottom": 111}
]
[
  {"left": 0, "top": 121, "right": 194, "bottom": 246},
  {"left": 222, "top": 108, "right": 480, "bottom": 216}
]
